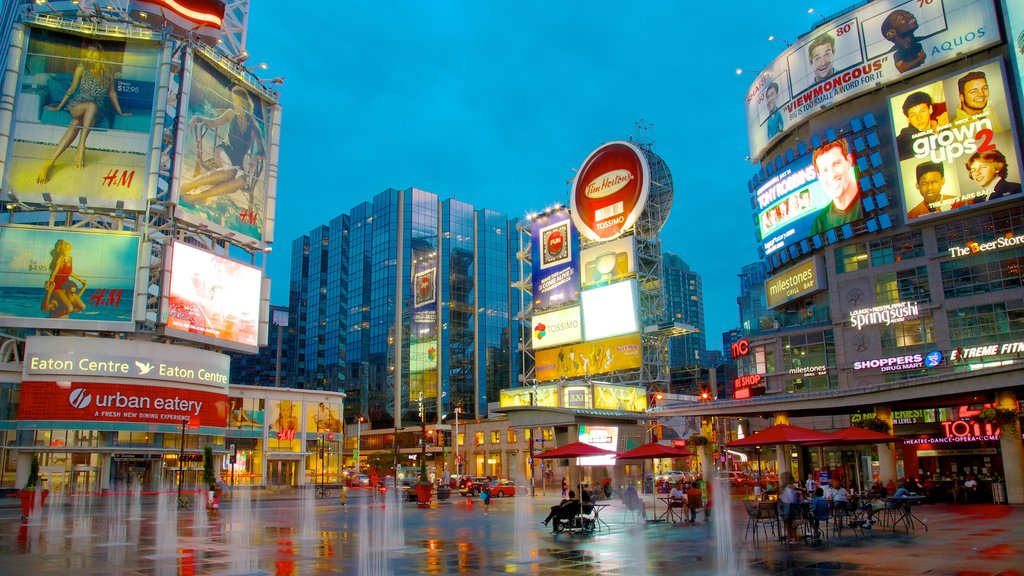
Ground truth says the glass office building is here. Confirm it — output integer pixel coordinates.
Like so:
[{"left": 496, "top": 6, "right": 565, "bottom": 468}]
[
  {"left": 291, "top": 189, "right": 517, "bottom": 429},
  {"left": 663, "top": 252, "right": 707, "bottom": 368}
]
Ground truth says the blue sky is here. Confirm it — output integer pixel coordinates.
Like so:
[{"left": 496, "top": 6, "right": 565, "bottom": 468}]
[{"left": 247, "top": 1, "right": 853, "bottom": 349}]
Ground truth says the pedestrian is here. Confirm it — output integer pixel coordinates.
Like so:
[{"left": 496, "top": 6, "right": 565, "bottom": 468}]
[
  {"left": 561, "top": 477, "right": 568, "bottom": 498},
  {"left": 479, "top": 478, "right": 492, "bottom": 516},
  {"left": 805, "top": 473, "right": 817, "bottom": 495}
]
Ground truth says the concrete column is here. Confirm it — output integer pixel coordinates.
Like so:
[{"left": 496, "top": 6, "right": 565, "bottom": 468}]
[
  {"left": 995, "top": 391, "right": 1024, "bottom": 504},
  {"left": 699, "top": 417, "right": 713, "bottom": 477},
  {"left": 774, "top": 413, "right": 790, "bottom": 481},
  {"left": 875, "top": 405, "right": 897, "bottom": 485}
]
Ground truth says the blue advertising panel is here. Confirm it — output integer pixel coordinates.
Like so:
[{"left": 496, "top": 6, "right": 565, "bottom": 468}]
[
  {"left": 1009, "top": 2, "right": 1024, "bottom": 97},
  {"left": 755, "top": 138, "right": 862, "bottom": 256},
  {"left": 531, "top": 208, "right": 580, "bottom": 311},
  {"left": 0, "top": 226, "right": 139, "bottom": 330}
]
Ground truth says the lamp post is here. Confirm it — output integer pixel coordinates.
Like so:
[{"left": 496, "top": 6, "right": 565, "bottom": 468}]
[
  {"left": 354, "top": 416, "right": 365, "bottom": 474},
  {"left": 177, "top": 417, "right": 189, "bottom": 508}
]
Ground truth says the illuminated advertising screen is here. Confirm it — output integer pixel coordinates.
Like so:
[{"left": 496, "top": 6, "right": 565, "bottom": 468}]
[
  {"left": 889, "top": 59, "right": 1022, "bottom": 223},
  {"left": 18, "top": 381, "right": 227, "bottom": 427},
  {"left": 307, "top": 400, "right": 342, "bottom": 434},
  {"left": 755, "top": 138, "right": 862, "bottom": 256},
  {"left": 570, "top": 141, "right": 649, "bottom": 242},
  {"left": 175, "top": 55, "right": 272, "bottom": 242},
  {"left": 582, "top": 280, "right": 638, "bottom": 341},
  {"left": 1008, "top": 2, "right": 1024, "bottom": 97},
  {"left": 578, "top": 425, "right": 619, "bottom": 466},
  {"left": 745, "top": 0, "right": 1000, "bottom": 159},
  {"left": 0, "top": 226, "right": 139, "bottom": 330},
  {"left": 765, "top": 257, "right": 825, "bottom": 309},
  {"left": 534, "top": 333, "right": 642, "bottom": 382},
  {"left": 268, "top": 398, "right": 301, "bottom": 440},
  {"left": 593, "top": 384, "right": 647, "bottom": 412},
  {"left": 2, "top": 27, "right": 161, "bottom": 210},
  {"left": 410, "top": 340, "right": 438, "bottom": 372},
  {"left": 580, "top": 236, "right": 635, "bottom": 289},
  {"left": 531, "top": 306, "right": 582, "bottom": 350},
  {"left": 530, "top": 208, "right": 580, "bottom": 311},
  {"left": 163, "top": 241, "right": 261, "bottom": 351},
  {"left": 227, "top": 396, "right": 264, "bottom": 429}
]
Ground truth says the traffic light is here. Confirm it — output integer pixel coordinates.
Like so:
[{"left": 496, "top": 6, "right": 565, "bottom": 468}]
[
  {"left": 649, "top": 392, "right": 664, "bottom": 409},
  {"left": 699, "top": 386, "right": 711, "bottom": 402}
]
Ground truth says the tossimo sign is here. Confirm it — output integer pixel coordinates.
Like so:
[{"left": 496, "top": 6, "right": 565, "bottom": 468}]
[
  {"left": 570, "top": 141, "right": 650, "bottom": 242},
  {"left": 23, "top": 336, "right": 230, "bottom": 389}
]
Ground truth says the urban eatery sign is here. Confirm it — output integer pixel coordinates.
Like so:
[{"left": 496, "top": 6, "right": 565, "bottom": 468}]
[
  {"left": 849, "top": 301, "right": 919, "bottom": 330},
  {"left": 17, "top": 381, "right": 227, "bottom": 426}
]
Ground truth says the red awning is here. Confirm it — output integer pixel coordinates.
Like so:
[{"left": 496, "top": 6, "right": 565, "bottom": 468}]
[
  {"left": 805, "top": 426, "right": 902, "bottom": 446},
  {"left": 617, "top": 442, "right": 694, "bottom": 459},
  {"left": 534, "top": 441, "right": 619, "bottom": 459},
  {"left": 726, "top": 424, "right": 835, "bottom": 447}
]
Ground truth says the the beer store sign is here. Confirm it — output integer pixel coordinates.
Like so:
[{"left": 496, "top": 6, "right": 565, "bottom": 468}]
[
  {"left": 948, "top": 233, "right": 1024, "bottom": 259},
  {"left": 24, "top": 336, "right": 230, "bottom": 389},
  {"left": 849, "top": 301, "right": 919, "bottom": 330}
]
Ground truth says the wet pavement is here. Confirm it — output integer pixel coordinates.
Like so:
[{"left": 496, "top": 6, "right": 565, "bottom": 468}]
[{"left": 0, "top": 489, "right": 1020, "bottom": 575}]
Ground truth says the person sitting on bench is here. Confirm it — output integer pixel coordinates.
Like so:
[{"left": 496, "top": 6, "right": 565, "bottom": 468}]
[{"left": 541, "top": 490, "right": 581, "bottom": 531}]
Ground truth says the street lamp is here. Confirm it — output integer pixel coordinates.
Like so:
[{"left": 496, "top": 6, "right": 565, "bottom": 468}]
[
  {"left": 177, "top": 417, "right": 189, "bottom": 508},
  {"left": 354, "top": 415, "right": 365, "bottom": 474}
]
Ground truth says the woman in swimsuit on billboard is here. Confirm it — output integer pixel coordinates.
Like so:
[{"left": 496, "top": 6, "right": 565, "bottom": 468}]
[
  {"left": 37, "top": 41, "right": 131, "bottom": 184},
  {"left": 182, "top": 85, "right": 265, "bottom": 200},
  {"left": 42, "top": 239, "right": 87, "bottom": 317}
]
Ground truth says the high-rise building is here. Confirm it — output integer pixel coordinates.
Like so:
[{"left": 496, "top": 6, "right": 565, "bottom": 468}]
[
  {"left": 662, "top": 252, "right": 706, "bottom": 367},
  {"left": 230, "top": 304, "right": 291, "bottom": 386},
  {"left": 736, "top": 262, "right": 769, "bottom": 335},
  {"left": 290, "top": 189, "right": 518, "bottom": 429}
]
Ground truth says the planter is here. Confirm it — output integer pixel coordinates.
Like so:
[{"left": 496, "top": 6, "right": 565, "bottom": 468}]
[
  {"left": 17, "top": 489, "right": 48, "bottom": 519},
  {"left": 414, "top": 483, "right": 432, "bottom": 506}
]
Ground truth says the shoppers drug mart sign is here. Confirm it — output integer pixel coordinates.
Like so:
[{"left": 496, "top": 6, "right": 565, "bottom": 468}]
[{"left": 570, "top": 141, "right": 649, "bottom": 242}]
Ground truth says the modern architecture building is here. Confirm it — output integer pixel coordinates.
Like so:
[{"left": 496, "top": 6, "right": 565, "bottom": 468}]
[
  {"left": 661, "top": 0, "right": 1024, "bottom": 504},
  {"left": 229, "top": 304, "right": 291, "bottom": 387},
  {"left": 662, "top": 252, "right": 706, "bottom": 368}
]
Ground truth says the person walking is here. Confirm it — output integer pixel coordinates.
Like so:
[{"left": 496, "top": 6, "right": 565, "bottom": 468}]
[{"left": 561, "top": 477, "right": 568, "bottom": 499}]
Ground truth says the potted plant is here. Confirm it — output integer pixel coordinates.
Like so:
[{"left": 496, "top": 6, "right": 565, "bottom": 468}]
[
  {"left": 977, "top": 407, "right": 1021, "bottom": 430},
  {"left": 414, "top": 461, "right": 432, "bottom": 505},
  {"left": 855, "top": 416, "right": 892, "bottom": 434},
  {"left": 17, "top": 454, "right": 48, "bottom": 519}
]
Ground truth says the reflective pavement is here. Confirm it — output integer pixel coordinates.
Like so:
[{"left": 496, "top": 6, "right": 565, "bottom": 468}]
[{"left": 0, "top": 490, "right": 1020, "bottom": 575}]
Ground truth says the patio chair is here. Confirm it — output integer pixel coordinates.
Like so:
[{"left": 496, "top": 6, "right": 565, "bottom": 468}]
[
  {"left": 831, "top": 500, "right": 861, "bottom": 537},
  {"left": 744, "top": 500, "right": 777, "bottom": 542}
]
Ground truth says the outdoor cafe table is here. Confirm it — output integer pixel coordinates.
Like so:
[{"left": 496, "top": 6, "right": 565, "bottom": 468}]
[
  {"left": 590, "top": 503, "right": 610, "bottom": 531},
  {"left": 657, "top": 497, "right": 684, "bottom": 523},
  {"left": 885, "top": 495, "right": 928, "bottom": 533}
]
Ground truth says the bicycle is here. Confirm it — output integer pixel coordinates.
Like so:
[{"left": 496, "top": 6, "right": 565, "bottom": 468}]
[
  {"left": 315, "top": 486, "right": 331, "bottom": 498},
  {"left": 176, "top": 494, "right": 192, "bottom": 510}
]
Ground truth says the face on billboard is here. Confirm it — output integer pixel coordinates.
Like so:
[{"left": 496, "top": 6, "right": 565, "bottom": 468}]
[
  {"left": 755, "top": 139, "right": 861, "bottom": 255},
  {"left": 308, "top": 401, "right": 342, "bottom": 434},
  {"left": 580, "top": 236, "right": 635, "bottom": 288},
  {"left": 1008, "top": 3, "right": 1024, "bottom": 102},
  {"left": 0, "top": 226, "right": 139, "bottom": 330},
  {"left": 581, "top": 280, "right": 638, "bottom": 341},
  {"left": 530, "top": 208, "right": 580, "bottom": 311},
  {"left": 3, "top": 28, "right": 160, "bottom": 210},
  {"left": 269, "top": 399, "right": 300, "bottom": 434},
  {"left": 176, "top": 56, "right": 270, "bottom": 242},
  {"left": 889, "top": 60, "right": 1022, "bottom": 223},
  {"left": 570, "top": 141, "right": 649, "bottom": 241},
  {"left": 164, "top": 241, "right": 261, "bottom": 349},
  {"left": 744, "top": 0, "right": 1001, "bottom": 159}
]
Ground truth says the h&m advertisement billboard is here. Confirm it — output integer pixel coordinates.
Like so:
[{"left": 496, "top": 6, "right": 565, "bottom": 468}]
[
  {"left": 745, "top": 0, "right": 1001, "bottom": 159},
  {"left": 888, "top": 59, "right": 1022, "bottom": 223}
]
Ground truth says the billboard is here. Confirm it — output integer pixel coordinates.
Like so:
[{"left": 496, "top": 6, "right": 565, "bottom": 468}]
[
  {"left": 531, "top": 306, "right": 582, "bottom": 350},
  {"left": 163, "top": 241, "right": 262, "bottom": 351},
  {"left": 307, "top": 400, "right": 342, "bottom": 434},
  {"left": 534, "top": 333, "right": 642, "bottom": 382},
  {"left": 228, "top": 396, "right": 264, "bottom": 429},
  {"left": 410, "top": 340, "right": 438, "bottom": 372},
  {"left": 578, "top": 425, "right": 619, "bottom": 466},
  {"left": 530, "top": 208, "right": 580, "bottom": 311},
  {"left": 582, "top": 280, "right": 639, "bottom": 341},
  {"left": 18, "top": 381, "right": 227, "bottom": 427},
  {"left": 2, "top": 27, "right": 161, "bottom": 210},
  {"left": 570, "top": 141, "right": 650, "bottom": 242},
  {"left": 745, "top": 0, "right": 1001, "bottom": 159},
  {"left": 0, "top": 226, "right": 139, "bottom": 330},
  {"left": 174, "top": 55, "right": 272, "bottom": 243},
  {"left": 889, "top": 59, "right": 1022, "bottom": 223},
  {"left": 593, "top": 384, "right": 648, "bottom": 412},
  {"left": 765, "top": 257, "right": 825, "bottom": 309},
  {"left": 1008, "top": 2, "right": 1024, "bottom": 99},
  {"left": 580, "top": 236, "right": 635, "bottom": 289},
  {"left": 755, "top": 138, "right": 863, "bottom": 256},
  {"left": 268, "top": 398, "right": 301, "bottom": 440}
]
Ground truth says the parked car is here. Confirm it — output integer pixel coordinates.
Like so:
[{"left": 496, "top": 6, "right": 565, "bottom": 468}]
[
  {"left": 488, "top": 480, "right": 524, "bottom": 498},
  {"left": 657, "top": 471, "right": 690, "bottom": 483},
  {"left": 349, "top": 474, "right": 371, "bottom": 487},
  {"left": 458, "top": 476, "right": 490, "bottom": 496}
]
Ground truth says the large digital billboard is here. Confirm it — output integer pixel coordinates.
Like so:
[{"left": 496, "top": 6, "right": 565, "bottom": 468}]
[
  {"left": 570, "top": 141, "right": 650, "bottom": 242},
  {"left": 755, "top": 139, "right": 863, "bottom": 256},
  {"left": 531, "top": 306, "right": 582, "bottom": 350},
  {"left": 0, "top": 226, "right": 140, "bottom": 330},
  {"left": 534, "top": 333, "right": 642, "bottom": 382},
  {"left": 2, "top": 27, "right": 161, "bottom": 210},
  {"left": 745, "top": 0, "right": 1001, "bottom": 159},
  {"left": 765, "top": 257, "right": 826, "bottom": 309},
  {"left": 1008, "top": 2, "right": 1024, "bottom": 98},
  {"left": 580, "top": 236, "right": 635, "bottom": 289},
  {"left": 578, "top": 425, "right": 619, "bottom": 466},
  {"left": 174, "top": 55, "right": 272, "bottom": 243},
  {"left": 581, "top": 280, "right": 639, "bottom": 341},
  {"left": 163, "top": 241, "right": 262, "bottom": 351},
  {"left": 889, "top": 59, "right": 1021, "bottom": 223},
  {"left": 530, "top": 208, "right": 580, "bottom": 311}
]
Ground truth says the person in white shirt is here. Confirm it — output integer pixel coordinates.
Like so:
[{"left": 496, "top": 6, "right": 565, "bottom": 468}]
[{"left": 805, "top": 474, "right": 817, "bottom": 494}]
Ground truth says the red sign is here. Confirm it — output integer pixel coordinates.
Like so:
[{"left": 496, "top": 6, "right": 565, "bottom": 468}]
[
  {"left": 18, "top": 381, "right": 227, "bottom": 426},
  {"left": 733, "top": 374, "right": 764, "bottom": 399},
  {"left": 153, "top": 0, "right": 225, "bottom": 28},
  {"left": 570, "top": 141, "right": 649, "bottom": 241},
  {"left": 730, "top": 338, "right": 751, "bottom": 359}
]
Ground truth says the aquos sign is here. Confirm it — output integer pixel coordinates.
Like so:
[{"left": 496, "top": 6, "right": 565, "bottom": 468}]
[{"left": 570, "top": 141, "right": 650, "bottom": 242}]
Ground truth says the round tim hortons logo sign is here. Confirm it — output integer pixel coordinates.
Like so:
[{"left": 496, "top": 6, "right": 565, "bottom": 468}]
[{"left": 570, "top": 141, "right": 650, "bottom": 242}]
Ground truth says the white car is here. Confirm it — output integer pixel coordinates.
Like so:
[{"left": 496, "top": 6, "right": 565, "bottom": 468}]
[{"left": 659, "top": 471, "right": 689, "bottom": 483}]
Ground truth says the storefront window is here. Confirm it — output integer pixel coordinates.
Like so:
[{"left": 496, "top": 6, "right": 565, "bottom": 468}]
[
  {"left": 785, "top": 374, "right": 834, "bottom": 393},
  {"left": 934, "top": 206, "right": 1024, "bottom": 254},
  {"left": 474, "top": 431, "right": 484, "bottom": 447},
  {"left": 880, "top": 317, "right": 935, "bottom": 349},
  {"left": 949, "top": 303, "right": 1024, "bottom": 348},
  {"left": 782, "top": 331, "right": 834, "bottom": 372},
  {"left": 869, "top": 231, "right": 924, "bottom": 266},
  {"left": 507, "top": 429, "right": 517, "bottom": 444},
  {"left": 940, "top": 248, "right": 1024, "bottom": 299},
  {"left": 490, "top": 431, "right": 501, "bottom": 445},
  {"left": 874, "top": 266, "right": 930, "bottom": 305}
]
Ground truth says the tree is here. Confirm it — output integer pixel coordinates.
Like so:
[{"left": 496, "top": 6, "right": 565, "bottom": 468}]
[
  {"left": 203, "top": 446, "right": 217, "bottom": 487},
  {"left": 366, "top": 449, "right": 397, "bottom": 475}
]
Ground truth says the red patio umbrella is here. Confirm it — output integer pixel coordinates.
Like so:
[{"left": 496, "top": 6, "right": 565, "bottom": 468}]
[
  {"left": 726, "top": 424, "right": 835, "bottom": 448},
  {"left": 805, "top": 426, "right": 902, "bottom": 446},
  {"left": 534, "top": 441, "right": 620, "bottom": 459},
  {"left": 617, "top": 442, "right": 694, "bottom": 522}
]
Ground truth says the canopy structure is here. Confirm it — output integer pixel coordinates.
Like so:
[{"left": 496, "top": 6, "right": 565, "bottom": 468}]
[
  {"left": 806, "top": 426, "right": 902, "bottom": 446},
  {"left": 726, "top": 424, "right": 835, "bottom": 447},
  {"left": 534, "top": 441, "right": 620, "bottom": 459},
  {"left": 617, "top": 442, "right": 695, "bottom": 522}
]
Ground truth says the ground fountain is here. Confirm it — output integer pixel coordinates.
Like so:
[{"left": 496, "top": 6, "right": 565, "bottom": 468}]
[
  {"left": 150, "top": 483, "right": 182, "bottom": 559},
  {"left": 712, "top": 474, "right": 744, "bottom": 576},
  {"left": 298, "top": 484, "right": 318, "bottom": 540},
  {"left": 129, "top": 479, "right": 143, "bottom": 521},
  {"left": 192, "top": 484, "right": 209, "bottom": 538},
  {"left": 512, "top": 473, "right": 537, "bottom": 564},
  {"left": 102, "top": 484, "right": 130, "bottom": 546},
  {"left": 43, "top": 486, "right": 65, "bottom": 532}
]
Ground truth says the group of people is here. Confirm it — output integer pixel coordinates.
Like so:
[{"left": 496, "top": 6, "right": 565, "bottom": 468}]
[{"left": 666, "top": 481, "right": 706, "bottom": 523}]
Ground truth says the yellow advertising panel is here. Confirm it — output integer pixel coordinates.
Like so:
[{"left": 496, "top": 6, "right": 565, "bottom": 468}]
[
  {"left": 306, "top": 400, "right": 342, "bottom": 434},
  {"left": 535, "top": 333, "right": 642, "bottom": 382},
  {"left": 499, "top": 385, "right": 558, "bottom": 408},
  {"left": 593, "top": 384, "right": 648, "bottom": 413}
]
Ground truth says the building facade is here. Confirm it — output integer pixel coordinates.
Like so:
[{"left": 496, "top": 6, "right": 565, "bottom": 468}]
[
  {"left": 662, "top": 0, "right": 1024, "bottom": 504},
  {"left": 662, "top": 252, "right": 707, "bottom": 368}
]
